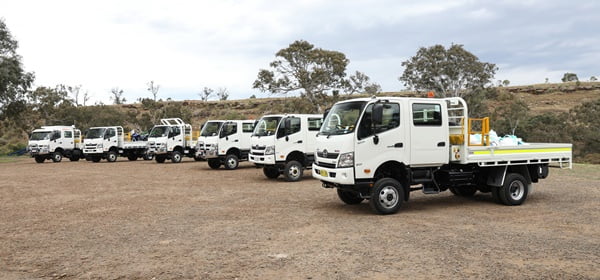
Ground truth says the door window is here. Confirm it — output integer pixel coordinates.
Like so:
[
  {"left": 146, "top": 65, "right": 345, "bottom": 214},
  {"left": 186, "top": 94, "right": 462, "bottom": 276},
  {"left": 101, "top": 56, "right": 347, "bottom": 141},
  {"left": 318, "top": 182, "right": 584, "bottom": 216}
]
[
  {"left": 221, "top": 122, "right": 237, "bottom": 138},
  {"left": 308, "top": 118, "right": 323, "bottom": 131},
  {"left": 242, "top": 123, "right": 254, "bottom": 133},
  {"left": 358, "top": 103, "right": 400, "bottom": 140},
  {"left": 413, "top": 103, "right": 442, "bottom": 126}
]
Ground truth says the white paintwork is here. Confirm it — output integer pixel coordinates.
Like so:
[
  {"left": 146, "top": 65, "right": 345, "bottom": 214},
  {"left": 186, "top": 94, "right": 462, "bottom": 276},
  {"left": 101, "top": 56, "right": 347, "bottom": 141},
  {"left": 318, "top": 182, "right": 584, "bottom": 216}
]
[
  {"left": 196, "top": 120, "right": 254, "bottom": 159},
  {"left": 28, "top": 125, "right": 82, "bottom": 156}
]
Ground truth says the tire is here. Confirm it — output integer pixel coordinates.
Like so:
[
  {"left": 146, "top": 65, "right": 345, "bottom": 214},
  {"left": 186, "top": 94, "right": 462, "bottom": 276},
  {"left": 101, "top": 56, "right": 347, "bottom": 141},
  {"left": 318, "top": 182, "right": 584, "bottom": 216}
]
[
  {"left": 127, "top": 154, "right": 138, "bottom": 161},
  {"left": 143, "top": 153, "right": 153, "bottom": 161},
  {"left": 51, "top": 151, "right": 63, "bottom": 162},
  {"left": 283, "top": 160, "right": 303, "bottom": 182},
  {"left": 337, "top": 189, "right": 364, "bottom": 205},
  {"left": 194, "top": 155, "right": 203, "bottom": 161},
  {"left": 70, "top": 150, "right": 82, "bottom": 161},
  {"left": 92, "top": 156, "right": 102, "bottom": 163},
  {"left": 69, "top": 156, "right": 80, "bottom": 162},
  {"left": 155, "top": 155, "right": 166, "bottom": 163},
  {"left": 208, "top": 158, "right": 221, "bottom": 169},
  {"left": 107, "top": 151, "right": 118, "bottom": 162},
  {"left": 449, "top": 186, "right": 477, "bottom": 196},
  {"left": 171, "top": 151, "right": 182, "bottom": 163},
  {"left": 224, "top": 154, "right": 239, "bottom": 170},
  {"left": 34, "top": 156, "right": 45, "bottom": 163},
  {"left": 498, "top": 173, "right": 529, "bottom": 205},
  {"left": 263, "top": 166, "right": 280, "bottom": 179},
  {"left": 369, "top": 178, "right": 404, "bottom": 215},
  {"left": 491, "top": 186, "right": 502, "bottom": 203}
]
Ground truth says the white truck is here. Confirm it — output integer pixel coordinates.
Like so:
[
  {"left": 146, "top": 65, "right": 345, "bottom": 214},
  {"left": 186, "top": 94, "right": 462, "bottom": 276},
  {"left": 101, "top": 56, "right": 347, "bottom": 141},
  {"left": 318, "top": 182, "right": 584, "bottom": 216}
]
[
  {"left": 312, "top": 96, "right": 573, "bottom": 214},
  {"left": 147, "top": 118, "right": 198, "bottom": 163},
  {"left": 249, "top": 114, "right": 323, "bottom": 181},
  {"left": 27, "top": 125, "right": 83, "bottom": 163},
  {"left": 82, "top": 126, "right": 150, "bottom": 162},
  {"left": 196, "top": 120, "right": 255, "bottom": 170}
]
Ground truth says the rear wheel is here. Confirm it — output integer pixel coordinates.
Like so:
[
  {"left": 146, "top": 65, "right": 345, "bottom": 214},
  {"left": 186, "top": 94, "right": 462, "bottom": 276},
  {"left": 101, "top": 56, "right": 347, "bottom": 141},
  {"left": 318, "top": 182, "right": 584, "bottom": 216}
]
[
  {"left": 284, "top": 160, "right": 303, "bottom": 182},
  {"left": 224, "top": 154, "right": 239, "bottom": 170},
  {"left": 337, "top": 189, "right": 364, "bottom": 205},
  {"left": 155, "top": 155, "right": 166, "bottom": 163},
  {"left": 498, "top": 173, "right": 529, "bottom": 205},
  {"left": 449, "top": 186, "right": 477, "bottom": 196},
  {"left": 208, "top": 158, "right": 221, "bottom": 169},
  {"left": 92, "top": 156, "right": 102, "bottom": 163},
  {"left": 51, "top": 151, "right": 63, "bottom": 162},
  {"left": 107, "top": 151, "right": 118, "bottom": 162},
  {"left": 69, "top": 156, "right": 80, "bottom": 162},
  {"left": 263, "top": 166, "right": 280, "bottom": 179},
  {"left": 143, "top": 153, "right": 153, "bottom": 160},
  {"left": 194, "top": 155, "right": 203, "bottom": 161},
  {"left": 370, "top": 178, "right": 404, "bottom": 215},
  {"left": 127, "top": 154, "right": 138, "bottom": 161},
  {"left": 34, "top": 156, "right": 45, "bottom": 163},
  {"left": 171, "top": 151, "right": 182, "bottom": 163}
]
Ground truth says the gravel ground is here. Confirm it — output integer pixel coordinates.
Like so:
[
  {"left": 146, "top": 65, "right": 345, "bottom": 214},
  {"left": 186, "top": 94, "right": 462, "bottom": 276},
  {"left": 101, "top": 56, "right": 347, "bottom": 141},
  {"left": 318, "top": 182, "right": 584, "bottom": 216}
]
[{"left": 0, "top": 157, "right": 598, "bottom": 279}]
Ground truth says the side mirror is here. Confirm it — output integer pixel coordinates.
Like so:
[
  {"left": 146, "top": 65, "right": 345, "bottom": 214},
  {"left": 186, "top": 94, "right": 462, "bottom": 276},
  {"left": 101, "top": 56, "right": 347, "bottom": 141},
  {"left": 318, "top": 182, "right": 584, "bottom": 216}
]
[
  {"left": 372, "top": 103, "right": 384, "bottom": 125},
  {"left": 323, "top": 108, "right": 330, "bottom": 121}
]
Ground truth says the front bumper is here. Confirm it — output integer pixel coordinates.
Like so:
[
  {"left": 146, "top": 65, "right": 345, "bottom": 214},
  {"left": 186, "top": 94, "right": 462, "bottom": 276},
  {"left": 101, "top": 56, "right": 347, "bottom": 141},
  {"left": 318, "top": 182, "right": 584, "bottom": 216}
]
[
  {"left": 196, "top": 149, "right": 219, "bottom": 159},
  {"left": 312, "top": 164, "right": 355, "bottom": 185},
  {"left": 249, "top": 153, "right": 275, "bottom": 165}
]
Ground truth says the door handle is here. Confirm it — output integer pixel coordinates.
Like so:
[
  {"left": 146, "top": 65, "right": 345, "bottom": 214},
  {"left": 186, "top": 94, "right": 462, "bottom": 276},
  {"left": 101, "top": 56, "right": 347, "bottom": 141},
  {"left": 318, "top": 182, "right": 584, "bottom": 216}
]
[
  {"left": 437, "top": 142, "right": 446, "bottom": 147},
  {"left": 296, "top": 140, "right": 303, "bottom": 144},
  {"left": 387, "top": 143, "right": 403, "bottom": 148},
  {"left": 234, "top": 139, "right": 239, "bottom": 142}
]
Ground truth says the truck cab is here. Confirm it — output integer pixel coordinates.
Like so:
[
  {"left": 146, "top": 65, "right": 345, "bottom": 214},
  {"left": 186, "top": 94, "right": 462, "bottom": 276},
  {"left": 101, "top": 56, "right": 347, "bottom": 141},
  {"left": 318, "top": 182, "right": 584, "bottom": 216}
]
[
  {"left": 28, "top": 125, "right": 83, "bottom": 163},
  {"left": 83, "top": 126, "right": 124, "bottom": 162},
  {"left": 313, "top": 96, "right": 572, "bottom": 214},
  {"left": 249, "top": 114, "right": 323, "bottom": 181},
  {"left": 147, "top": 118, "right": 196, "bottom": 163},
  {"left": 196, "top": 120, "right": 255, "bottom": 170}
]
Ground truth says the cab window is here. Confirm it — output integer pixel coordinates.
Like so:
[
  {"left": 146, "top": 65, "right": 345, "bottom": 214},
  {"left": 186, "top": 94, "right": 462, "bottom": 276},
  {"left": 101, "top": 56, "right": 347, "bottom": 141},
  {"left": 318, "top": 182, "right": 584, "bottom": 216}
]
[
  {"left": 242, "top": 123, "right": 254, "bottom": 133},
  {"left": 221, "top": 122, "right": 237, "bottom": 138},
  {"left": 358, "top": 103, "right": 401, "bottom": 140},
  {"left": 413, "top": 103, "right": 442, "bottom": 126},
  {"left": 308, "top": 118, "right": 323, "bottom": 131}
]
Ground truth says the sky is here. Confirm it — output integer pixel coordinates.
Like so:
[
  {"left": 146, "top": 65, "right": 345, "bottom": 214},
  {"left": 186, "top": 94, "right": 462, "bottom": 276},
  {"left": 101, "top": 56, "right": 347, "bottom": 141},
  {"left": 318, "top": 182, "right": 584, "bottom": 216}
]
[{"left": 1, "top": 0, "right": 599, "bottom": 104}]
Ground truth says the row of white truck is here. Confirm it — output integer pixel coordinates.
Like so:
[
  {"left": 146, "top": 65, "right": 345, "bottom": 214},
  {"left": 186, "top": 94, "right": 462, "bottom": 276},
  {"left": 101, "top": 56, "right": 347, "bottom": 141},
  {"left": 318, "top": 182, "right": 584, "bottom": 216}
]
[{"left": 27, "top": 96, "right": 573, "bottom": 214}]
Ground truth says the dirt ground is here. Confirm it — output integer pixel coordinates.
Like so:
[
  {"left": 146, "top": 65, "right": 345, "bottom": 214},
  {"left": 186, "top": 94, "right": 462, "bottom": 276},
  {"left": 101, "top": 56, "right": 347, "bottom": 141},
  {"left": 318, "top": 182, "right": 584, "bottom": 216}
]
[{"left": 0, "top": 157, "right": 598, "bottom": 279}]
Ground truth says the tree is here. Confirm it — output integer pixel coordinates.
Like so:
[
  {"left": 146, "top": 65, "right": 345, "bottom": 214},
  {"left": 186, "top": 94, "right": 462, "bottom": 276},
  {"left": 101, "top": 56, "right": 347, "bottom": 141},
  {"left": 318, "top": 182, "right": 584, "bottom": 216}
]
[
  {"left": 399, "top": 44, "right": 497, "bottom": 98},
  {"left": 253, "top": 40, "right": 349, "bottom": 111},
  {"left": 561, "top": 73, "right": 578, "bottom": 82},
  {"left": 29, "top": 85, "right": 73, "bottom": 123},
  {"left": 0, "top": 19, "right": 35, "bottom": 119},
  {"left": 110, "top": 87, "right": 126, "bottom": 104},
  {"left": 147, "top": 80, "right": 160, "bottom": 101},
  {"left": 216, "top": 87, "right": 229, "bottom": 101},
  {"left": 199, "top": 87, "right": 213, "bottom": 101},
  {"left": 344, "top": 71, "right": 382, "bottom": 95},
  {"left": 67, "top": 85, "right": 86, "bottom": 106},
  {"left": 590, "top": 76, "right": 597, "bottom": 82}
]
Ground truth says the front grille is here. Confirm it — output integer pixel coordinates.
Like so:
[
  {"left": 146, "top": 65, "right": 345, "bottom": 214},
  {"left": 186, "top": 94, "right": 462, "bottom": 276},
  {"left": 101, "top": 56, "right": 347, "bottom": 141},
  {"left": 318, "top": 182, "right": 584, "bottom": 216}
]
[
  {"left": 252, "top": 152, "right": 265, "bottom": 156},
  {"left": 317, "top": 151, "right": 339, "bottom": 159},
  {"left": 252, "top": 145, "right": 266, "bottom": 150},
  {"left": 316, "top": 161, "right": 336, "bottom": 168}
]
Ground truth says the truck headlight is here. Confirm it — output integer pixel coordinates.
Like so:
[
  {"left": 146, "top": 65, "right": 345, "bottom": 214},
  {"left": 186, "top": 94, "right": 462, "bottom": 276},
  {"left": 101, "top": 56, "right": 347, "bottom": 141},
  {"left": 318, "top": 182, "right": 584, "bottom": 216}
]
[
  {"left": 97, "top": 144, "right": 103, "bottom": 149},
  {"left": 264, "top": 145, "right": 275, "bottom": 155},
  {"left": 337, "top": 152, "right": 354, "bottom": 168}
]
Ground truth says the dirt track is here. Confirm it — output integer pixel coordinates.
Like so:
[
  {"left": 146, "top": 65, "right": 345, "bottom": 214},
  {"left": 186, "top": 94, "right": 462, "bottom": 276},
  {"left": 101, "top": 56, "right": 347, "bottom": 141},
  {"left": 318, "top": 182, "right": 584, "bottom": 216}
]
[{"left": 0, "top": 157, "right": 598, "bottom": 279}]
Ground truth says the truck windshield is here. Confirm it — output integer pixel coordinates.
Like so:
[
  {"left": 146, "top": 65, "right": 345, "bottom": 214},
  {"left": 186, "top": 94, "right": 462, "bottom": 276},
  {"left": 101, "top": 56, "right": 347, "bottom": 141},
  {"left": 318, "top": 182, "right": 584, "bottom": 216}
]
[
  {"left": 320, "top": 101, "right": 367, "bottom": 135},
  {"left": 253, "top": 117, "right": 281, "bottom": 137},
  {"left": 200, "top": 122, "right": 223, "bottom": 137},
  {"left": 30, "top": 131, "right": 52, "bottom": 140},
  {"left": 148, "top": 126, "right": 169, "bottom": 137},
  {"left": 85, "top": 128, "right": 106, "bottom": 139}
]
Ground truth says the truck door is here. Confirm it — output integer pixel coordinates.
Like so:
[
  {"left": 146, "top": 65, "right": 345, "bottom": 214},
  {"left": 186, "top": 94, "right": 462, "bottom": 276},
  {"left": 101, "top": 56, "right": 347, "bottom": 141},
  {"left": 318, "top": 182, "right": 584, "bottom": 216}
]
[
  {"left": 105, "top": 128, "right": 117, "bottom": 148},
  {"left": 409, "top": 101, "right": 449, "bottom": 166},
  {"left": 219, "top": 122, "right": 238, "bottom": 154},
  {"left": 275, "top": 116, "right": 302, "bottom": 162},
  {"left": 354, "top": 102, "right": 406, "bottom": 179},
  {"left": 63, "top": 130, "right": 75, "bottom": 150}
]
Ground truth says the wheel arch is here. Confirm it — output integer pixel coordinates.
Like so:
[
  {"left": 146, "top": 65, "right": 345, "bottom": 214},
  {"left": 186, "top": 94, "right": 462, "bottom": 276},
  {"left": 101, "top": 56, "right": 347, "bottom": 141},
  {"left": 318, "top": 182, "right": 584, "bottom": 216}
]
[
  {"left": 226, "top": 147, "right": 241, "bottom": 158},
  {"left": 286, "top": 151, "right": 305, "bottom": 165},
  {"left": 374, "top": 160, "right": 410, "bottom": 201}
]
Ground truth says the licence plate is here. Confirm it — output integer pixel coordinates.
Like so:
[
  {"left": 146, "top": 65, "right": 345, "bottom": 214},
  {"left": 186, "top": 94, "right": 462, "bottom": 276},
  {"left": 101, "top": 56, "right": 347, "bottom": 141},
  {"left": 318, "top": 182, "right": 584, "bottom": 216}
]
[{"left": 320, "top": 169, "right": 328, "bottom": 177}]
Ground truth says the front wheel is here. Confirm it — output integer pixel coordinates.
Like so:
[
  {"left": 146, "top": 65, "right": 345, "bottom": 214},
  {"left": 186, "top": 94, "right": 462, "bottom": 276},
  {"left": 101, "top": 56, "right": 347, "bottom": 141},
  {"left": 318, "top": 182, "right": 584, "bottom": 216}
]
[
  {"left": 370, "top": 178, "right": 404, "bottom": 215},
  {"left": 107, "top": 151, "right": 118, "bottom": 162},
  {"left": 171, "top": 151, "right": 182, "bottom": 163},
  {"left": 51, "top": 151, "right": 63, "bottom": 162},
  {"left": 337, "top": 189, "right": 364, "bottom": 205},
  {"left": 155, "top": 155, "right": 166, "bottom": 163},
  {"left": 208, "top": 158, "right": 221, "bottom": 169},
  {"left": 224, "top": 154, "right": 239, "bottom": 170},
  {"left": 92, "top": 156, "right": 102, "bottom": 163},
  {"left": 263, "top": 166, "right": 280, "bottom": 179},
  {"left": 498, "top": 173, "right": 529, "bottom": 205},
  {"left": 143, "top": 153, "right": 153, "bottom": 161},
  {"left": 127, "top": 154, "right": 138, "bottom": 161},
  {"left": 34, "top": 156, "right": 45, "bottom": 163},
  {"left": 284, "top": 160, "right": 303, "bottom": 182}
]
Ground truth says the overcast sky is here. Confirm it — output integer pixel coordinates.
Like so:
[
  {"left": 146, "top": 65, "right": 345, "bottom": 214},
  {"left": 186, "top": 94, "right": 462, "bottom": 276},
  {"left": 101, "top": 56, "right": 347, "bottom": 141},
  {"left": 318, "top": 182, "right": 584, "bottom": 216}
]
[{"left": 1, "top": 0, "right": 599, "bottom": 104}]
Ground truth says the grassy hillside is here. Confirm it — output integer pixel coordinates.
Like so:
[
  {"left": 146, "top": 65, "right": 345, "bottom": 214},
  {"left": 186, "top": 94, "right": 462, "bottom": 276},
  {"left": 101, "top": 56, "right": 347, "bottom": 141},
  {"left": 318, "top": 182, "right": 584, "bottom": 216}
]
[{"left": 2, "top": 82, "right": 599, "bottom": 162}]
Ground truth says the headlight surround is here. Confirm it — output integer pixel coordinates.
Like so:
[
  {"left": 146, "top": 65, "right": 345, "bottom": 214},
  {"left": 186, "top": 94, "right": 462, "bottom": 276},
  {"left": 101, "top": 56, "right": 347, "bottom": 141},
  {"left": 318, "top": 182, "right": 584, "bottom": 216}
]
[
  {"left": 337, "top": 152, "right": 354, "bottom": 168},
  {"left": 264, "top": 145, "right": 275, "bottom": 155},
  {"left": 97, "top": 144, "right": 103, "bottom": 149}
]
